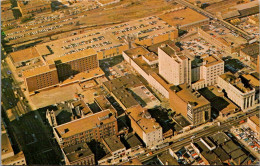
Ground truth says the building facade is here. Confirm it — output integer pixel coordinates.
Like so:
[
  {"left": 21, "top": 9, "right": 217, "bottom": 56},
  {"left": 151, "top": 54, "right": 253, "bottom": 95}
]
[
  {"left": 191, "top": 55, "right": 224, "bottom": 90},
  {"left": 169, "top": 84, "right": 211, "bottom": 126},
  {"left": 62, "top": 143, "right": 95, "bottom": 165},
  {"left": 126, "top": 105, "right": 163, "bottom": 148},
  {"left": 159, "top": 44, "right": 190, "bottom": 86},
  {"left": 53, "top": 110, "right": 118, "bottom": 148},
  {"left": 217, "top": 72, "right": 255, "bottom": 110},
  {"left": 23, "top": 64, "right": 59, "bottom": 93}
]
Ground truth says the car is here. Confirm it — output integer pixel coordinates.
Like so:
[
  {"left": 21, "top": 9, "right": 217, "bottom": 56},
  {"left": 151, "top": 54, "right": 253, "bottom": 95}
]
[
  {"left": 203, "top": 126, "right": 209, "bottom": 130},
  {"left": 179, "top": 138, "right": 185, "bottom": 141}
]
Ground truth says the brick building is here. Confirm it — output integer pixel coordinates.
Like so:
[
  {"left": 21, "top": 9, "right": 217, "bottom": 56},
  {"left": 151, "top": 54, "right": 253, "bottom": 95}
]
[
  {"left": 23, "top": 64, "right": 59, "bottom": 93},
  {"left": 62, "top": 143, "right": 95, "bottom": 165},
  {"left": 169, "top": 84, "right": 211, "bottom": 126},
  {"left": 53, "top": 110, "right": 118, "bottom": 148}
]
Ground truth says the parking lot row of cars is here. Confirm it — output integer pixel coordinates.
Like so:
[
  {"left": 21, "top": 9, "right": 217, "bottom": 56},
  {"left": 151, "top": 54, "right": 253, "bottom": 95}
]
[{"left": 233, "top": 125, "right": 260, "bottom": 154}]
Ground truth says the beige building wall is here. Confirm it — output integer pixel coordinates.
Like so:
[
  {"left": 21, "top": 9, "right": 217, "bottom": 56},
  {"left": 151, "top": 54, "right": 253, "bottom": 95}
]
[
  {"left": 200, "top": 61, "right": 224, "bottom": 86},
  {"left": 158, "top": 47, "right": 189, "bottom": 85},
  {"left": 217, "top": 75, "right": 255, "bottom": 110}
]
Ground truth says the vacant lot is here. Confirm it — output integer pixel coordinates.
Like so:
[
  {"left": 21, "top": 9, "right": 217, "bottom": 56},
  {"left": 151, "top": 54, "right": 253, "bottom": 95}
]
[
  {"left": 28, "top": 84, "right": 83, "bottom": 109},
  {"left": 78, "top": 0, "right": 179, "bottom": 26}
]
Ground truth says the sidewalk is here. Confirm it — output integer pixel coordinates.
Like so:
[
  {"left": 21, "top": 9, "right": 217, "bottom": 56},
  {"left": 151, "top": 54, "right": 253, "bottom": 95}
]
[{"left": 164, "top": 121, "right": 215, "bottom": 143}]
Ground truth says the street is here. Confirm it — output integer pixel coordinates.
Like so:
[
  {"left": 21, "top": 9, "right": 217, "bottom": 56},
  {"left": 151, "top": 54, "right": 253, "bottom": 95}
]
[{"left": 139, "top": 107, "right": 259, "bottom": 162}]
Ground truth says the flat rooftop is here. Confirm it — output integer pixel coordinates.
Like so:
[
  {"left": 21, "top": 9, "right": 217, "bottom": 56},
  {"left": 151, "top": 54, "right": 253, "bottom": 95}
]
[
  {"left": 170, "top": 84, "right": 210, "bottom": 109},
  {"left": 242, "top": 73, "right": 259, "bottom": 87},
  {"left": 1, "top": 152, "right": 26, "bottom": 165},
  {"left": 147, "top": 40, "right": 176, "bottom": 54},
  {"left": 1, "top": 133, "right": 13, "bottom": 157},
  {"left": 103, "top": 74, "right": 143, "bottom": 109},
  {"left": 126, "top": 105, "right": 161, "bottom": 133},
  {"left": 158, "top": 151, "right": 178, "bottom": 165},
  {"left": 54, "top": 110, "right": 116, "bottom": 138},
  {"left": 121, "top": 158, "right": 142, "bottom": 165},
  {"left": 72, "top": 100, "right": 93, "bottom": 117},
  {"left": 241, "top": 43, "right": 259, "bottom": 59},
  {"left": 103, "top": 135, "right": 125, "bottom": 152},
  {"left": 248, "top": 115, "right": 259, "bottom": 127},
  {"left": 219, "top": 72, "right": 254, "bottom": 93},
  {"left": 35, "top": 15, "right": 176, "bottom": 58},
  {"left": 61, "top": 67, "right": 105, "bottom": 85},
  {"left": 48, "top": 48, "right": 97, "bottom": 64},
  {"left": 203, "top": 55, "right": 223, "bottom": 67},
  {"left": 159, "top": 8, "right": 208, "bottom": 27},
  {"left": 63, "top": 143, "right": 93, "bottom": 163},
  {"left": 22, "top": 65, "right": 56, "bottom": 78},
  {"left": 9, "top": 47, "right": 40, "bottom": 63}
]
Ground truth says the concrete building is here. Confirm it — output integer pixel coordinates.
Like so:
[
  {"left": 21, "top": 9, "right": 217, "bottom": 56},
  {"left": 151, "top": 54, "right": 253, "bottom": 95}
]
[
  {"left": 126, "top": 105, "right": 163, "bottom": 148},
  {"left": 217, "top": 72, "right": 255, "bottom": 110},
  {"left": 247, "top": 115, "right": 259, "bottom": 138},
  {"left": 191, "top": 55, "right": 224, "bottom": 90},
  {"left": 1, "top": 132, "right": 26, "bottom": 165},
  {"left": 240, "top": 43, "right": 259, "bottom": 70},
  {"left": 100, "top": 136, "right": 126, "bottom": 164},
  {"left": 62, "top": 143, "right": 95, "bottom": 165},
  {"left": 169, "top": 84, "right": 211, "bottom": 126},
  {"left": 46, "top": 100, "right": 93, "bottom": 127},
  {"left": 23, "top": 64, "right": 59, "bottom": 93},
  {"left": 50, "top": 49, "right": 99, "bottom": 81},
  {"left": 159, "top": 44, "right": 190, "bottom": 86},
  {"left": 122, "top": 45, "right": 172, "bottom": 98},
  {"left": 53, "top": 110, "right": 118, "bottom": 148},
  {"left": 22, "top": 49, "right": 100, "bottom": 93}
]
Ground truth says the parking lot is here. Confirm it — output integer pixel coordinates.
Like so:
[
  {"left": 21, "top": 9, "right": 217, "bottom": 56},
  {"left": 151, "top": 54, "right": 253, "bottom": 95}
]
[
  {"left": 182, "top": 35, "right": 224, "bottom": 57},
  {"left": 235, "top": 14, "right": 259, "bottom": 39},
  {"left": 231, "top": 123, "right": 260, "bottom": 159}
]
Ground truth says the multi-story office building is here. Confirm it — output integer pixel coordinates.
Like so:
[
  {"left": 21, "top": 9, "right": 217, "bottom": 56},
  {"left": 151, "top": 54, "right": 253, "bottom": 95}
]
[
  {"left": 191, "top": 55, "right": 224, "bottom": 90},
  {"left": 62, "top": 143, "right": 95, "bottom": 165},
  {"left": 169, "top": 84, "right": 211, "bottom": 126},
  {"left": 53, "top": 110, "right": 118, "bottom": 148},
  {"left": 23, "top": 64, "right": 59, "bottom": 93},
  {"left": 126, "top": 105, "right": 163, "bottom": 148},
  {"left": 51, "top": 49, "right": 98, "bottom": 81},
  {"left": 217, "top": 72, "right": 255, "bottom": 110},
  {"left": 23, "top": 49, "right": 99, "bottom": 93},
  {"left": 159, "top": 44, "right": 190, "bottom": 85}
]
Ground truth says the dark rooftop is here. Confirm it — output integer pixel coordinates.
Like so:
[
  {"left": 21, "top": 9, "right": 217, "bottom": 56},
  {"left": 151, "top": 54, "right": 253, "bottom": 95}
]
[
  {"left": 123, "top": 133, "right": 143, "bottom": 149},
  {"left": 63, "top": 143, "right": 94, "bottom": 163},
  {"left": 103, "top": 135, "right": 125, "bottom": 152},
  {"left": 213, "top": 147, "right": 230, "bottom": 162},
  {"left": 103, "top": 75, "right": 142, "bottom": 109},
  {"left": 222, "top": 140, "right": 239, "bottom": 154},
  {"left": 157, "top": 151, "right": 179, "bottom": 165},
  {"left": 241, "top": 43, "right": 259, "bottom": 59},
  {"left": 147, "top": 40, "right": 176, "bottom": 54},
  {"left": 210, "top": 132, "right": 230, "bottom": 145}
]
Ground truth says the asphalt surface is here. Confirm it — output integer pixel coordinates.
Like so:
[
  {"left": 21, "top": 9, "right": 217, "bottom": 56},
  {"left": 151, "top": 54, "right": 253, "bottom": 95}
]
[
  {"left": 139, "top": 107, "right": 259, "bottom": 162},
  {"left": 175, "top": 0, "right": 253, "bottom": 41},
  {"left": 1, "top": 60, "right": 30, "bottom": 118}
]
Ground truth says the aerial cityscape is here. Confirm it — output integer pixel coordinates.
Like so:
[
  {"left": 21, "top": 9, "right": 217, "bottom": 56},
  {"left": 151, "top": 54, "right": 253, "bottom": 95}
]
[{"left": 1, "top": 0, "right": 259, "bottom": 165}]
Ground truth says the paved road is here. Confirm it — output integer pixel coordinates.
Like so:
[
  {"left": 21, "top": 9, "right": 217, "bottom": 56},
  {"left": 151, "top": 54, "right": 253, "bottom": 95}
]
[
  {"left": 1, "top": 60, "right": 30, "bottom": 117},
  {"left": 139, "top": 107, "right": 259, "bottom": 162},
  {"left": 174, "top": 0, "right": 253, "bottom": 41}
]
